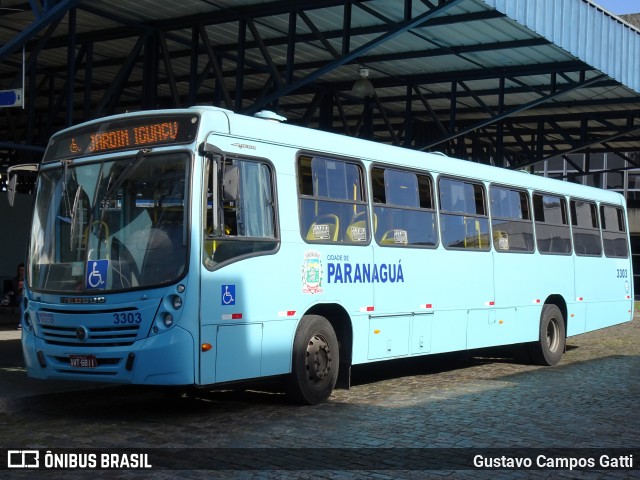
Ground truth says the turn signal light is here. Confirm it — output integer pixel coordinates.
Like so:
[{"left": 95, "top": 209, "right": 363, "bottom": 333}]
[{"left": 202, "top": 343, "right": 213, "bottom": 352}]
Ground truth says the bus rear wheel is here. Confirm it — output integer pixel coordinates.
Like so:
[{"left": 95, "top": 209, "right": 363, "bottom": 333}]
[
  {"left": 528, "top": 304, "right": 566, "bottom": 366},
  {"left": 289, "top": 315, "right": 339, "bottom": 405}
]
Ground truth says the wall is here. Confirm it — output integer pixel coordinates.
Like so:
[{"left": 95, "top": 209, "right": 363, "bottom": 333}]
[
  {"left": 629, "top": 208, "right": 640, "bottom": 233},
  {"left": 0, "top": 193, "right": 34, "bottom": 280}
]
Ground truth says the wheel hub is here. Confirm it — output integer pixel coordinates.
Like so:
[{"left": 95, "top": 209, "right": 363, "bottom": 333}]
[
  {"left": 306, "top": 334, "right": 332, "bottom": 382},
  {"left": 546, "top": 318, "right": 559, "bottom": 352}
]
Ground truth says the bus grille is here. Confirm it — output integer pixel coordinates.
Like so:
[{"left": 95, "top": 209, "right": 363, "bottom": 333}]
[{"left": 41, "top": 324, "right": 140, "bottom": 347}]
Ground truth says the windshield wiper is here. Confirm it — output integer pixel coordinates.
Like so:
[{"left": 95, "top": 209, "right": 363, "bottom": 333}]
[
  {"left": 69, "top": 185, "right": 84, "bottom": 251},
  {"left": 60, "top": 159, "right": 74, "bottom": 226},
  {"left": 102, "top": 148, "right": 151, "bottom": 205}
]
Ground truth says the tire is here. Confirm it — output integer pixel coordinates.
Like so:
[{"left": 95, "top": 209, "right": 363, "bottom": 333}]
[
  {"left": 288, "top": 315, "right": 339, "bottom": 405},
  {"left": 528, "top": 304, "right": 566, "bottom": 366}
]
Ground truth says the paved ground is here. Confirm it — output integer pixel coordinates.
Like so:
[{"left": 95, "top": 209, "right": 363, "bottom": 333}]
[{"left": 0, "top": 310, "right": 639, "bottom": 479}]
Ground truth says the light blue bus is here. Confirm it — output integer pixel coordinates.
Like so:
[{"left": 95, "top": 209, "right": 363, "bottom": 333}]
[{"left": 12, "top": 106, "right": 633, "bottom": 404}]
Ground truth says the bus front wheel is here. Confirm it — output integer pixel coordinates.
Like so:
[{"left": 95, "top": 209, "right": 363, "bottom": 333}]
[
  {"left": 528, "top": 304, "right": 566, "bottom": 366},
  {"left": 289, "top": 315, "right": 339, "bottom": 405}
]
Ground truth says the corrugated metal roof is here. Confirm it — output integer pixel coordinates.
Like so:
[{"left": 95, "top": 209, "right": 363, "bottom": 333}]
[
  {"left": 0, "top": 0, "right": 638, "bottom": 171},
  {"left": 485, "top": 0, "right": 640, "bottom": 93}
]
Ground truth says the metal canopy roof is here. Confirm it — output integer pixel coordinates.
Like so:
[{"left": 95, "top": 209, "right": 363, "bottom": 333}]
[{"left": 0, "top": 0, "right": 639, "bottom": 174}]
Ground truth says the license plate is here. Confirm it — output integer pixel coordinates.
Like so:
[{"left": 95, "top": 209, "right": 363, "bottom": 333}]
[{"left": 69, "top": 355, "right": 97, "bottom": 368}]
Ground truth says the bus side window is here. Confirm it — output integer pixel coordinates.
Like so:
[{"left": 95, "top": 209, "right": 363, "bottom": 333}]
[
  {"left": 489, "top": 185, "right": 534, "bottom": 253},
  {"left": 372, "top": 166, "right": 437, "bottom": 248},
  {"left": 533, "top": 193, "right": 572, "bottom": 255},
  {"left": 297, "top": 155, "right": 368, "bottom": 244},
  {"left": 203, "top": 157, "right": 278, "bottom": 268},
  {"left": 439, "top": 177, "right": 490, "bottom": 250},
  {"left": 570, "top": 199, "right": 602, "bottom": 256},
  {"left": 601, "top": 204, "right": 629, "bottom": 258}
]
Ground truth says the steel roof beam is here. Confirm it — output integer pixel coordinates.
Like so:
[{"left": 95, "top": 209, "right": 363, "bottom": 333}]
[
  {"left": 45, "top": 45, "right": 86, "bottom": 135},
  {"left": 373, "top": 94, "right": 401, "bottom": 145},
  {"left": 298, "top": 10, "right": 340, "bottom": 60},
  {"left": 0, "top": 36, "right": 556, "bottom": 87},
  {"left": 158, "top": 30, "right": 181, "bottom": 107},
  {"left": 242, "top": 0, "right": 466, "bottom": 114},
  {"left": 32, "top": 8, "right": 501, "bottom": 53},
  {"left": 420, "top": 73, "right": 608, "bottom": 150},
  {"left": 603, "top": 148, "right": 640, "bottom": 168},
  {"left": 198, "top": 24, "right": 234, "bottom": 110},
  {"left": 412, "top": 84, "right": 448, "bottom": 136},
  {"left": 562, "top": 154, "right": 585, "bottom": 174},
  {"left": 0, "top": 0, "right": 81, "bottom": 61},
  {"left": 334, "top": 113, "right": 639, "bottom": 136},
  {"left": 334, "top": 95, "right": 352, "bottom": 136},
  {"left": 93, "top": 33, "right": 149, "bottom": 118},
  {"left": 509, "top": 123, "right": 640, "bottom": 170},
  {"left": 247, "top": 18, "right": 285, "bottom": 89}
]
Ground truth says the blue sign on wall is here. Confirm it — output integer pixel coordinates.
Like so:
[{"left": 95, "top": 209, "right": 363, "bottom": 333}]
[{"left": 0, "top": 89, "right": 22, "bottom": 107}]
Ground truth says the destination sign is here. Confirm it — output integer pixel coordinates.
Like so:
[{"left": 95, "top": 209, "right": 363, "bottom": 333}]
[{"left": 43, "top": 114, "right": 199, "bottom": 162}]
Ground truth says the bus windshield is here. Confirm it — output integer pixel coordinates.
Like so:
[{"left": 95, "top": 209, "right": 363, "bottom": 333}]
[{"left": 28, "top": 151, "right": 190, "bottom": 293}]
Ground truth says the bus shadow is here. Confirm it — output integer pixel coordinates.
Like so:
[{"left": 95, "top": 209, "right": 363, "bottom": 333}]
[
  {"left": 4, "top": 343, "right": 585, "bottom": 418},
  {"left": 347, "top": 344, "right": 568, "bottom": 386}
]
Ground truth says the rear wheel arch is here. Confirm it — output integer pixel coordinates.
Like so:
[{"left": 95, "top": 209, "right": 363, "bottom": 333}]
[
  {"left": 286, "top": 303, "right": 353, "bottom": 404},
  {"left": 305, "top": 303, "right": 353, "bottom": 368}
]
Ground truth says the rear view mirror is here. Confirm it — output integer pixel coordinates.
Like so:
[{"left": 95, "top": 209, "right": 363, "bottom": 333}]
[
  {"left": 222, "top": 165, "right": 239, "bottom": 202},
  {"left": 6, "top": 163, "right": 39, "bottom": 207},
  {"left": 7, "top": 173, "right": 17, "bottom": 207}
]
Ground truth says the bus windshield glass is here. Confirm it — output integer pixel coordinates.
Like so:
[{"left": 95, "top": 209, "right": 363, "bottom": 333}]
[{"left": 28, "top": 152, "right": 190, "bottom": 293}]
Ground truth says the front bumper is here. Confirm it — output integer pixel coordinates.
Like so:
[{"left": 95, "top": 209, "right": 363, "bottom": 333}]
[{"left": 22, "top": 325, "right": 195, "bottom": 385}]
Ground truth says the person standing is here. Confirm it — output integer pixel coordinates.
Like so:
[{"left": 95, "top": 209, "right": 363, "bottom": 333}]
[{"left": 12, "top": 263, "right": 24, "bottom": 329}]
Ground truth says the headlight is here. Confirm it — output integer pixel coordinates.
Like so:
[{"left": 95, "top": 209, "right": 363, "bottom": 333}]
[{"left": 172, "top": 295, "right": 183, "bottom": 310}]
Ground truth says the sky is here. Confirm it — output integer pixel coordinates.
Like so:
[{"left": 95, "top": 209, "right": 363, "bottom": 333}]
[{"left": 592, "top": 0, "right": 640, "bottom": 14}]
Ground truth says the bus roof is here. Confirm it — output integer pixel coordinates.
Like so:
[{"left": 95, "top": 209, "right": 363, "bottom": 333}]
[
  {"left": 196, "top": 106, "right": 626, "bottom": 207},
  {"left": 47, "top": 105, "right": 625, "bottom": 207}
]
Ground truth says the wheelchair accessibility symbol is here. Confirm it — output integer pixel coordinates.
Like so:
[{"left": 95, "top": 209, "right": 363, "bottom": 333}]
[
  {"left": 221, "top": 285, "right": 235, "bottom": 305},
  {"left": 86, "top": 260, "right": 108, "bottom": 290}
]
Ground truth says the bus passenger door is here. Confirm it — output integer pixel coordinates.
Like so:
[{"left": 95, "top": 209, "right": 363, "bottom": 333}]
[{"left": 198, "top": 144, "right": 284, "bottom": 385}]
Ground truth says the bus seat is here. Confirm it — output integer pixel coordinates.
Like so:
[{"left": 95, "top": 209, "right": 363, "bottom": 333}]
[
  {"left": 345, "top": 211, "right": 368, "bottom": 242},
  {"left": 345, "top": 220, "right": 367, "bottom": 242},
  {"left": 204, "top": 240, "right": 214, "bottom": 258},
  {"left": 380, "top": 230, "right": 395, "bottom": 245},
  {"left": 306, "top": 214, "right": 339, "bottom": 241},
  {"left": 380, "top": 229, "right": 408, "bottom": 245},
  {"left": 204, "top": 224, "right": 232, "bottom": 259},
  {"left": 463, "top": 217, "right": 487, "bottom": 249},
  {"left": 493, "top": 230, "right": 508, "bottom": 251}
]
